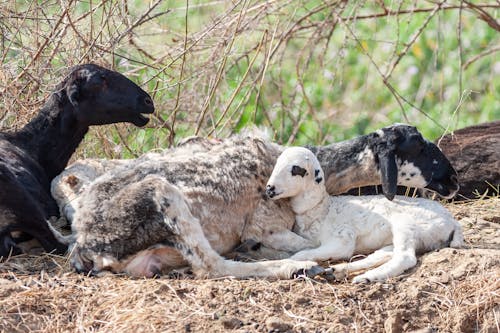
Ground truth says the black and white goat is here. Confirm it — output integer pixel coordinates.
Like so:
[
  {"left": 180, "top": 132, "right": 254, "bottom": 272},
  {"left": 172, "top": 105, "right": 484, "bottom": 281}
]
[
  {"left": 50, "top": 124, "right": 459, "bottom": 278},
  {"left": 0, "top": 64, "right": 154, "bottom": 257},
  {"left": 265, "top": 147, "right": 464, "bottom": 282}
]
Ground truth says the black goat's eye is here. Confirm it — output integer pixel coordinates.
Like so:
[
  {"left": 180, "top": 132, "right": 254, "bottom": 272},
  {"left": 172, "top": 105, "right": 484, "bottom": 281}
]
[{"left": 291, "top": 165, "right": 307, "bottom": 177}]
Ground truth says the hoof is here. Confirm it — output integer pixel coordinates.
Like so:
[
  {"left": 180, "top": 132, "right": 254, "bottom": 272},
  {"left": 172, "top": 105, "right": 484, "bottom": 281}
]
[
  {"left": 322, "top": 267, "right": 338, "bottom": 281},
  {"left": 292, "top": 265, "right": 325, "bottom": 279}
]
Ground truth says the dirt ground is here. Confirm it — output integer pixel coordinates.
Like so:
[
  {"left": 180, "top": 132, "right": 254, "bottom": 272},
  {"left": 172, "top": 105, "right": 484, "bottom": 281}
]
[{"left": 0, "top": 198, "right": 498, "bottom": 333}]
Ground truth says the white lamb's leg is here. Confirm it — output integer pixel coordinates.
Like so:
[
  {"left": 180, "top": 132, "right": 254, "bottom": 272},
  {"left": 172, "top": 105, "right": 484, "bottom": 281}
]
[
  {"left": 261, "top": 229, "right": 319, "bottom": 252},
  {"left": 289, "top": 234, "right": 356, "bottom": 262},
  {"left": 330, "top": 245, "right": 394, "bottom": 280},
  {"left": 352, "top": 223, "right": 417, "bottom": 283},
  {"left": 352, "top": 249, "right": 417, "bottom": 283}
]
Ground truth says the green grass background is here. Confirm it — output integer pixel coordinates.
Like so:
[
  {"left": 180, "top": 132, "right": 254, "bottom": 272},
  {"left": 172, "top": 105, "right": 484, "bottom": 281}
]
[{"left": 1, "top": 1, "right": 498, "bottom": 158}]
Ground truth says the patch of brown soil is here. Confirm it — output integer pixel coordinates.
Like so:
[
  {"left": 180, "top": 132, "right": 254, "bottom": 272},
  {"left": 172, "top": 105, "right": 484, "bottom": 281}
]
[{"left": 1, "top": 199, "right": 499, "bottom": 332}]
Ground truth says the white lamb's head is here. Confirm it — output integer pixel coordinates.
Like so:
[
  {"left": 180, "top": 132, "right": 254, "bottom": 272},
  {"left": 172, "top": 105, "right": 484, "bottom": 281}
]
[{"left": 266, "top": 147, "right": 324, "bottom": 200}]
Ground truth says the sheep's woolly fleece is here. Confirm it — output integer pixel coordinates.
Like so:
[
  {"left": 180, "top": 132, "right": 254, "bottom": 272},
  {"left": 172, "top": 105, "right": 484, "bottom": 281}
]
[{"left": 0, "top": 198, "right": 498, "bottom": 332}]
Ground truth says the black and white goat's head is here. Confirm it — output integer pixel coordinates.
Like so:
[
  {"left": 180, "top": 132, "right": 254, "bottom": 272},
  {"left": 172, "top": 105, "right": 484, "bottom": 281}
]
[
  {"left": 371, "top": 124, "right": 459, "bottom": 200},
  {"left": 59, "top": 63, "right": 155, "bottom": 127}
]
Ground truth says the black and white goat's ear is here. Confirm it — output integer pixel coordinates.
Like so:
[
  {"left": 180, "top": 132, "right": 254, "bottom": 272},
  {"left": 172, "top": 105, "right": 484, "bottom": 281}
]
[
  {"left": 67, "top": 69, "right": 91, "bottom": 107},
  {"left": 379, "top": 150, "right": 398, "bottom": 200}
]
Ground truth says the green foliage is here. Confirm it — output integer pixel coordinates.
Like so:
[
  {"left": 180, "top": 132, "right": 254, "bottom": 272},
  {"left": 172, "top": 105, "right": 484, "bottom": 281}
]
[{"left": 1, "top": 1, "right": 498, "bottom": 158}]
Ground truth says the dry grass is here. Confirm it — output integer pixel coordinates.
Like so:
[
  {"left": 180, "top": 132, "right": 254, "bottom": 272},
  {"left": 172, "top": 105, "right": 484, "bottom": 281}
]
[
  {"left": 1, "top": 198, "right": 498, "bottom": 332},
  {"left": 1, "top": 1, "right": 499, "bottom": 331}
]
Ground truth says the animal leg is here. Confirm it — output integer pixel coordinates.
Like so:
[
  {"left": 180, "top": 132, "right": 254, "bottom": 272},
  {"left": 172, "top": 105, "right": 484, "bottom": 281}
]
[
  {"left": 259, "top": 229, "right": 319, "bottom": 253},
  {"left": 150, "top": 176, "right": 322, "bottom": 279},
  {"left": 352, "top": 215, "right": 418, "bottom": 283},
  {"left": 228, "top": 240, "right": 293, "bottom": 261},
  {"left": 0, "top": 175, "right": 67, "bottom": 256},
  {"left": 289, "top": 236, "right": 356, "bottom": 262},
  {"left": 330, "top": 246, "right": 394, "bottom": 280},
  {"left": 352, "top": 239, "right": 417, "bottom": 283},
  {"left": 0, "top": 231, "right": 22, "bottom": 257},
  {"left": 287, "top": 226, "right": 357, "bottom": 262}
]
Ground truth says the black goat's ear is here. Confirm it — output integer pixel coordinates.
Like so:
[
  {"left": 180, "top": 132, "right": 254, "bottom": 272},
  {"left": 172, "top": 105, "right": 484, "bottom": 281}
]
[
  {"left": 379, "top": 150, "right": 398, "bottom": 200},
  {"left": 67, "top": 84, "right": 79, "bottom": 106},
  {"left": 67, "top": 69, "right": 91, "bottom": 107},
  {"left": 291, "top": 165, "right": 307, "bottom": 177}
]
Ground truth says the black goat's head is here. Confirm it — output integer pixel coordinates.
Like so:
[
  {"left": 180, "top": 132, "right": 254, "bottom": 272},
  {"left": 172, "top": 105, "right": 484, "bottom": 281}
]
[
  {"left": 372, "top": 124, "right": 459, "bottom": 200},
  {"left": 62, "top": 63, "right": 154, "bottom": 127}
]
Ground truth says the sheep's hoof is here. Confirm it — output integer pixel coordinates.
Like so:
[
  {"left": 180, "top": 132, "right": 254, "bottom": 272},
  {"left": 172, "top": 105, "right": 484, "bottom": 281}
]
[
  {"left": 292, "top": 265, "right": 325, "bottom": 279},
  {"left": 322, "top": 267, "right": 338, "bottom": 281}
]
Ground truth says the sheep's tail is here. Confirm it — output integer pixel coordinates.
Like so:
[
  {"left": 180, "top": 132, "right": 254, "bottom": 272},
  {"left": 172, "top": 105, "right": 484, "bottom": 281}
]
[
  {"left": 449, "top": 224, "right": 465, "bottom": 248},
  {"left": 46, "top": 219, "right": 75, "bottom": 245}
]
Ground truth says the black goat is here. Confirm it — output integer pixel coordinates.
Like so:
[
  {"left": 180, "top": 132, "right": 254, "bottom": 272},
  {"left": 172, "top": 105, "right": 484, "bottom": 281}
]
[{"left": 0, "top": 64, "right": 154, "bottom": 257}]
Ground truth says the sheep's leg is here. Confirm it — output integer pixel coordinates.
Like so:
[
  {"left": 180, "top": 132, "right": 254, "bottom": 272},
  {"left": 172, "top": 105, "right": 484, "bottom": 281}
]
[
  {"left": 330, "top": 246, "right": 394, "bottom": 280},
  {"left": 0, "top": 176, "right": 67, "bottom": 256},
  {"left": 352, "top": 226, "right": 417, "bottom": 283},
  {"left": 227, "top": 240, "right": 292, "bottom": 261},
  {"left": 0, "top": 230, "right": 22, "bottom": 257},
  {"left": 289, "top": 242, "right": 355, "bottom": 262},
  {"left": 351, "top": 248, "right": 417, "bottom": 283},
  {"left": 232, "top": 231, "right": 313, "bottom": 261},
  {"left": 123, "top": 245, "right": 186, "bottom": 278},
  {"left": 259, "top": 229, "right": 319, "bottom": 253},
  {"left": 289, "top": 232, "right": 356, "bottom": 262},
  {"left": 244, "top": 245, "right": 292, "bottom": 260},
  {"left": 151, "top": 176, "right": 323, "bottom": 279},
  {"left": 241, "top": 199, "right": 316, "bottom": 254}
]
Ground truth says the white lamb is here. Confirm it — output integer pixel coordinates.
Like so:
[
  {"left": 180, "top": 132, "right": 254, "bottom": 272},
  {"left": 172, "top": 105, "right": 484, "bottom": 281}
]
[{"left": 265, "top": 147, "right": 464, "bottom": 283}]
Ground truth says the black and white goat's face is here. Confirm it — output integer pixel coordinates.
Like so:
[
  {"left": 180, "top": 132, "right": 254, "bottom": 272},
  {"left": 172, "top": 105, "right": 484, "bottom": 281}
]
[
  {"left": 374, "top": 124, "right": 459, "bottom": 200},
  {"left": 64, "top": 64, "right": 154, "bottom": 127},
  {"left": 266, "top": 147, "right": 324, "bottom": 200}
]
